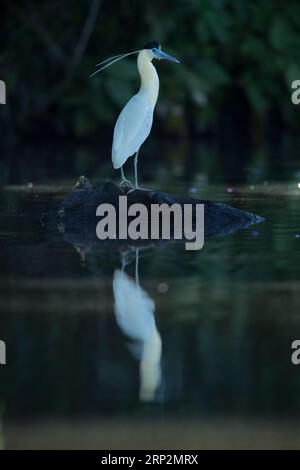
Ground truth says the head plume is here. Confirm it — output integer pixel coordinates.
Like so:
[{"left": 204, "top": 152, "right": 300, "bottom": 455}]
[{"left": 89, "top": 49, "right": 141, "bottom": 78}]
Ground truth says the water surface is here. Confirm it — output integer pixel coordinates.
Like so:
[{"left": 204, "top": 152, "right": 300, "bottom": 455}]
[{"left": 1, "top": 175, "right": 300, "bottom": 449}]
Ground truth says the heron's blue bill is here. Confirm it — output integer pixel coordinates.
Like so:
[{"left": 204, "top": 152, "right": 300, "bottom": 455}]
[{"left": 155, "top": 50, "right": 180, "bottom": 63}]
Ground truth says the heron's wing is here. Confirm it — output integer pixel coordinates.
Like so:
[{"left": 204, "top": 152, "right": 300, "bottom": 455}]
[
  {"left": 113, "top": 270, "right": 156, "bottom": 341},
  {"left": 112, "top": 94, "right": 154, "bottom": 169}
]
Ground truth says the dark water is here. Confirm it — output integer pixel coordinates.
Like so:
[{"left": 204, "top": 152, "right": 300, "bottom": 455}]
[{"left": 1, "top": 174, "right": 300, "bottom": 449}]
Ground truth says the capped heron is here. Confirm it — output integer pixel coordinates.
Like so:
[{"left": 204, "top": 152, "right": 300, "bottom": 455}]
[
  {"left": 113, "top": 249, "right": 162, "bottom": 401},
  {"left": 90, "top": 42, "right": 180, "bottom": 189}
]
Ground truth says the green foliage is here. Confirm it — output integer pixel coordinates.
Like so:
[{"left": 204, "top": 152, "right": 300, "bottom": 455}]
[{"left": 3, "top": 0, "right": 300, "bottom": 140}]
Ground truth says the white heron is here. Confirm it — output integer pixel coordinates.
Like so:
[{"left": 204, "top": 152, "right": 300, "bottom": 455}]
[
  {"left": 90, "top": 42, "right": 180, "bottom": 189},
  {"left": 113, "top": 249, "right": 162, "bottom": 401}
]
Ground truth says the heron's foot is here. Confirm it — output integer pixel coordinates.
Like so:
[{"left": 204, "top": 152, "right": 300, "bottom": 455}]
[
  {"left": 119, "top": 178, "right": 135, "bottom": 190},
  {"left": 127, "top": 185, "right": 152, "bottom": 194}
]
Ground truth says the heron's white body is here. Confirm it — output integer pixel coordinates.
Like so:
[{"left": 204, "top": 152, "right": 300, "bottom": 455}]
[
  {"left": 113, "top": 269, "right": 156, "bottom": 341},
  {"left": 112, "top": 50, "right": 159, "bottom": 169},
  {"left": 113, "top": 263, "right": 161, "bottom": 401}
]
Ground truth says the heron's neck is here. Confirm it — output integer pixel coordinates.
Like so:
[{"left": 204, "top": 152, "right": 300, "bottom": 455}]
[{"left": 137, "top": 51, "right": 159, "bottom": 108}]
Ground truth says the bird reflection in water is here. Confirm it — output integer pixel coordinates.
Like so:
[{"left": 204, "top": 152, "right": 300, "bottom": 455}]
[{"left": 113, "top": 249, "right": 162, "bottom": 402}]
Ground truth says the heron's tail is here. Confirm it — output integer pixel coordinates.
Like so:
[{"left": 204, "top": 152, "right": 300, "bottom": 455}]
[{"left": 112, "top": 148, "right": 133, "bottom": 169}]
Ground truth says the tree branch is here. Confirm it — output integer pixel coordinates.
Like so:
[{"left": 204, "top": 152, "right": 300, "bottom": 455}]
[
  {"left": 11, "top": 2, "right": 66, "bottom": 66},
  {"left": 70, "top": 0, "right": 102, "bottom": 68}
]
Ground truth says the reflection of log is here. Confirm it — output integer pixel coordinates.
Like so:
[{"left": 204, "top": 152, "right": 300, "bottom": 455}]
[{"left": 43, "top": 176, "right": 264, "bottom": 249}]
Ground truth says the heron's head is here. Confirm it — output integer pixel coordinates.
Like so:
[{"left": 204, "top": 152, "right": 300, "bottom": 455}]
[
  {"left": 90, "top": 42, "right": 179, "bottom": 79},
  {"left": 143, "top": 41, "right": 180, "bottom": 64}
]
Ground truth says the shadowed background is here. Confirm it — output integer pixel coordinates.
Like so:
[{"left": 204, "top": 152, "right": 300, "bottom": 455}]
[{"left": 1, "top": 0, "right": 300, "bottom": 185}]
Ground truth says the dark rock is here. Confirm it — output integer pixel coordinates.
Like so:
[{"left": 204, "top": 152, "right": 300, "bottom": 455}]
[{"left": 43, "top": 176, "right": 264, "bottom": 250}]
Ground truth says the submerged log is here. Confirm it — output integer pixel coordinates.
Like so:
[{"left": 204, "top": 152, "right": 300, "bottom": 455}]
[{"left": 43, "top": 176, "right": 264, "bottom": 249}]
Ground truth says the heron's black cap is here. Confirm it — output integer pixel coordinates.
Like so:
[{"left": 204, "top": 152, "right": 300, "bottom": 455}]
[{"left": 143, "top": 41, "right": 161, "bottom": 50}]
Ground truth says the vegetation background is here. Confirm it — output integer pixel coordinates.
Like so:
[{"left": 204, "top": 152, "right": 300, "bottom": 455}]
[{"left": 1, "top": 0, "right": 300, "bottom": 183}]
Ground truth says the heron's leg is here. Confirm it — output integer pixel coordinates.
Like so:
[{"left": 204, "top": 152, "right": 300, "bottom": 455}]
[
  {"left": 134, "top": 151, "right": 139, "bottom": 188},
  {"left": 120, "top": 247, "right": 136, "bottom": 271},
  {"left": 121, "top": 166, "right": 125, "bottom": 181},
  {"left": 129, "top": 151, "right": 144, "bottom": 193},
  {"left": 135, "top": 248, "right": 140, "bottom": 287},
  {"left": 128, "top": 151, "right": 152, "bottom": 193},
  {"left": 120, "top": 166, "right": 134, "bottom": 189}
]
